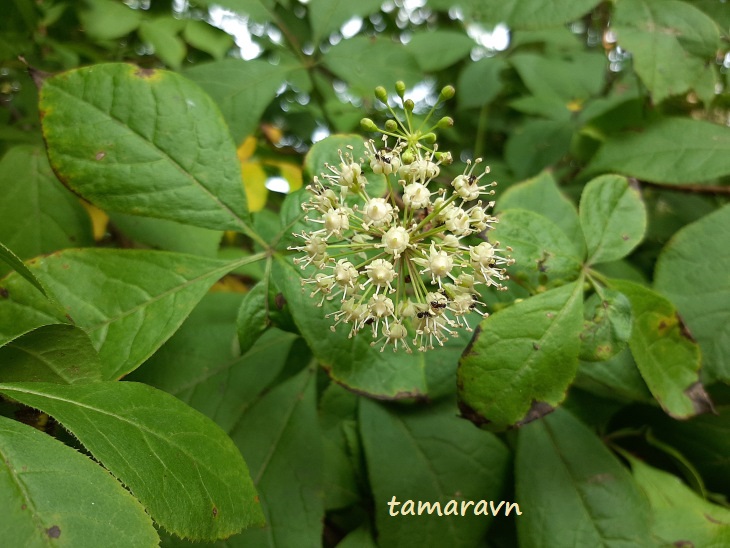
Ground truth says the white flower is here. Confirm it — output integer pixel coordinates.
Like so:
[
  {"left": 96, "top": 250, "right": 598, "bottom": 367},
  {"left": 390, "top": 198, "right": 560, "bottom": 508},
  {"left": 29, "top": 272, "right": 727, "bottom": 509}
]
[
  {"left": 403, "top": 183, "right": 431, "bottom": 209},
  {"left": 363, "top": 197, "right": 395, "bottom": 228},
  {"left": 290, "top": 83, "right": 513, "bottom": 352},
  {"left": 381, "top": 226, "right": 410, "bottom": 257}
]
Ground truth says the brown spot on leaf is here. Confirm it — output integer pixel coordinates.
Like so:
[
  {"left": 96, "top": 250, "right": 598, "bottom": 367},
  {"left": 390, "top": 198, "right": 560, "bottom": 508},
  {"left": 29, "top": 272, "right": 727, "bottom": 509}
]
[
  {"left": 95, "top": 151, "right": 106, "bottom": 161},
  {"left": 704, "top": 513, "right": 723, "bottom": 525},
  {"left": 673, "top": 541, "right": 693, "bottom": 548},
  {"left": 515, "top": 401, "right": 555, "bottom": 427},
  {"left": 21, "top": 504, "right": 26, "bottom": 510},
  {"left": 532, "top": 342, "right": 540, "bottom": 351},
  {"left": 458, "top": 399, "right": 490, "bottom": 427},
  {"left": 0, "top": 287, "right": 8, "bottom": 298},
  {"left": 677, "top": 313, "right": 696, "bottom": 342},
  {"left": 460, "top": 324, "right": 482, "bottom": 359},
  {"left": 212, "top": 506, "right": 218, "bottom": 518},
  {"left": 275, "top": 292, "right": 286, "bottom": 310},
  {"left": 61, "top": 264, "right": 69, "bottom": 270},
  {"left": 546, "top": 312, "right": 554, "bottom": 319},
  {"left": 46, "top": 525, "right": 61, "bottom": 538},
  {"left": 684, "top": 382, "right": 715, "bottom": 416},
  {"left": 135, "top": 67, "right": 157, "bottom": 78},
  {"left": 586, "top": 473, "right": 613, "bottom": 484},
  {"left": 621, "top": 234, "right": 630, "bottom": 241}
]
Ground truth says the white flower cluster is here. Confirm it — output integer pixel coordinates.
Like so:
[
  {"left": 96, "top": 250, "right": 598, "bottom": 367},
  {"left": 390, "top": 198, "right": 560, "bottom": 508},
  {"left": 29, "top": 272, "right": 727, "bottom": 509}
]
[{"left": 290, "top": 84, "right": 513, "bottom": 352}]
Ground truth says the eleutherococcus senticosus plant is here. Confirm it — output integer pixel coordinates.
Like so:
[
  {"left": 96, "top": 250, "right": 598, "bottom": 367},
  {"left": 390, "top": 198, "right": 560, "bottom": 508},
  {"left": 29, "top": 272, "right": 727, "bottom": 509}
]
[{"left": 290, "top": 82, "right": 513, "bottom": 353}]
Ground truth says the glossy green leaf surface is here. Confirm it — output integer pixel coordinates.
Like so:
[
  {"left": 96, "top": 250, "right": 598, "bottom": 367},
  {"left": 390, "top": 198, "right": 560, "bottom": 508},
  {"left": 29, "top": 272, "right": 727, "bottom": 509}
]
[
  {"left": 655, "top": 204, "right": 730, "bottom": 382},
  {"left": 516, "top": 408, "right": 653, "bottom": 547},
  {"left": 610, "top": 279, "right": 709, "bottom": 419},
  {"left": 0, "top": 248, "right": 244, "bottom": 380},
  {"left": 490, "top": 209, "right": 583, "bottom": 290},
  {"left": 236, "top": 281, "right": 270, "bottom": 356},
  {"left": 0, "top": 381, "right": 264, "bottom": 541},
  {"left": 458, "top": 280, "right": 583, "bottom": 431},
  {"left": 360, "top": 398, "right": 509, "bottom": 547},
  {"left": 628, "top": 456, "right": 730, "bottom": 546},
  {"left": 587, "top": 118, "right": 730, "bottom": 184},
  {"left": 0, "top": 241, "right": 50, "bottom": 299},
  {"left": 613, "top": 0, "right": 719, "bottom": 103},
  {"left": 0, "top": 415, "right": 159, "bottom": 548},
  {"left": 574, "top": 347, "right": 652, "bottom": 403},
  {"left": 504, "top": 119, "right": 573, "bottom": 179},
  {"left": 0, "top": 325, "right": 102, "bottom": 384},
  {"left": 0, "top": 146, "right": 93, "bottom": 277},
  {"left": 579, "top": 175, "right": 646, "bottom": 265},
  {"left": 40, "top": 63, "right": 250, "bottom": 232}
]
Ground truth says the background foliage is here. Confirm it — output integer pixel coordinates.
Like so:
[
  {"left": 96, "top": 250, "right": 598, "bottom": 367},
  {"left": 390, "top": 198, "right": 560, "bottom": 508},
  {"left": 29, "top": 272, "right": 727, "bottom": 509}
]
[{"left": 1, "top": 0, "right": 729, "bottom": 546}]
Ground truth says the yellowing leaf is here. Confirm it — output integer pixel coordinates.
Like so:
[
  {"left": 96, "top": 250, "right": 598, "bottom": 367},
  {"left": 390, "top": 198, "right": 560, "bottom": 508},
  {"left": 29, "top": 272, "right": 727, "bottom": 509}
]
[
  {"left": 241, "top": 162, "right": 268, "bottom": 212},
  {"left": 266, "top": 160, "right": 303, "bottom": 192},
  {"left": 80, "top": 200, "right": 109, "bottom": 241},
  {"left": 261, "top": 123, "right": 283, "bottom": 144},
  {"left": 237, "top": 136, "right": 257, "bottom": 163}
]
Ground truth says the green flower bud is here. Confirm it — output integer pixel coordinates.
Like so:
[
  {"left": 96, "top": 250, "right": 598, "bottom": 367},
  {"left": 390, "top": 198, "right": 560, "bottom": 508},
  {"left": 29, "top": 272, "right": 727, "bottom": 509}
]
[
  {"left": 404, "top": 99, "right": 415, "bottom": 112},
  {"left": 422, "top": 132, "right": 437, "bottom": 144},
  {"left": 439, "top": 85, "right": 455, "bottom": 101},
  {"left": 375, "top": 86, "right": 388, "bottom": 103},
  {"left": 385, "top": 119, "right": 398, "bottom": 132},
  {"left": 360, "top": 118, "right": 379, "bottom": 132},
  {"left": 395, "top": 81, "right": 406, "bottom": 98},
  {"left": 437, "top": 116, "right": 454, "bottom": 128},
  {"left": 401, "top": 150, "right": 415, "bottom": 164}
]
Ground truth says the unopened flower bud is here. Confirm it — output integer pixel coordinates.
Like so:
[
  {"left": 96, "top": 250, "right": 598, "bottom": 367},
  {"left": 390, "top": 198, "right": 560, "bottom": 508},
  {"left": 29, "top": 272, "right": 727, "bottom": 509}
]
[
  {"left": 375, "top": 86, "right": 388, "bottom": 103},
  {"left": 360, "top": 118, "right": 378, "bottom": 132},
  {"left": 439, "top": 85, "right": 455, "bottom": 101},
  {"left": 385, "top": 120, "right": 398, "bottom": 132},
  {"left": 395, "top": 81, "right": 406, "bottom": 98},
  {"left": 437, "top": 116, "right": 454, "bottom": 128},
  {"left": 404, "top": 99, "right": 415, "bottom": 113}
]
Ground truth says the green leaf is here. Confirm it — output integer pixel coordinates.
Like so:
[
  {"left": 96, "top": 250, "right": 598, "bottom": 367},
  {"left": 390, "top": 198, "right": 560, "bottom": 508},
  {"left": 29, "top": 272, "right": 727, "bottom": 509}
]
[
  {"left": 586, "top": 118, "right": 730, "bottom": 184},
  {"left": 0, "top": 241, "right": 49, "bottom": 298},
  {"left": 0, "top": 381, "right": 264, "bottom": 541},
  {"left": 649, "top": 405, "right": 730, "bottom": 496},
  {"left": 185, "top": 59, "right": 295, "bottom": 143},
  {"left": 628, "top": 456, "right": 730, "bottom": 547},
  {"left": 319, "top": 383, "right": 363, "bottom": 511},
  {"left": 406, "top": 30, "right": 474, "bottom": 72},
  {"left": 308, "top": 0, "right": 383, "bottom": 43},
  {"left": 458, "top": 280, "right": 584, "bottom": 431},
  {"left": 0, "top": 325, "right": 102, "bottom": 384},
  {"left": 182, "top": 20, "right": 234, "bottom": 60},
  {"left": 574, "top": 347, "right": 653, "bottom": 403},
  {"left": 579, "top": 175, "right": 646, "bottom": 265},
  {"left": 322, "top": 36, "right": 421, "bottom": 96},
  {"left": 515, "top": 408, "right": 653, "bottom": 547},
  {"left": 490, "top": 209, "right": 583, "bottom": 290},
  {"left": 40, "top": 63, "right": 250, "bottom": 232},
  {"left": 109, "top": 212, "right": 223, "bottom": 258},
  {"left": 237, "top": 281, "right": 269, "bottom": 356},
  {"left": 472, "top": 0, "right": 603, "bottom": 29},
  {"left": 228, "top": 366, "right": 323, "bottom": 547},
  {"left": 496, "top": 170, "right": 584, "bottom": 257},
  {"left": 0, "top": 145, "right": 93, "bottom": 277},
  {"left": 655, "top": 204, "right": 730, "bottom": 383},
  {"left": 579, "top": 289, "right": 632, "bottom": 362},
  {"left": 613, "top": 0, "right": 720, "bottom": 103},
  {"left": 456, "top": 57, "right": 506, "bottom": 110},
  {"left": 79, "top": 0, "right": 142, "bottom": 41},
  {"left": 609, "top": 279, "right": 710, "bottom": 419},
  {"left": 0, "top": 415, "right": 159, "bottom": 548},
  {"left": 138, "top": 17, "right": 187, "bottom": 70},
  {"left": 129, "top": 291, "right": 297, "bottom": 434},
  {"left": 360, "top": 398, "right": 509, "bottom": 547},
  {"left": 504, "top": 119, "right": 573, "bottom": 179},
  {"left": 0, "top": 248, "right": 248, "bottom": 380},
  {"left": 511, "top": 51, "right": 606, "bottom": 104}
]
